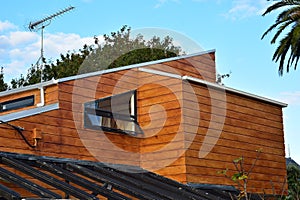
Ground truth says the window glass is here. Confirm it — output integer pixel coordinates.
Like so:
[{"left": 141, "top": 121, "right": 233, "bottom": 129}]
[
  {"left": 84, "top": 91, "right": 143, "bottom": 136},
  {"left": 0, "top": 95, "right": 35, "bottom": 112}
]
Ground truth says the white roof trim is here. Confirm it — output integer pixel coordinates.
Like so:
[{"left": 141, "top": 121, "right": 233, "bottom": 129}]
[
  {"left": 0, "top": 79, "right": 58, "bottom": 97},
  {"left": 182, "top": 76, "right": 288, "bottom": 107},
  {"left": 57, "top": 49, "right": 216, "bottom": 83},
  {"left": 0, "top": 103, "right": 59, "bottom": 122},
  {"left": 0, "top": 50, "right": 215, "bottom": 97},
  {"left": 137, "top": 68, "right": 286, "bottom": 107},
  {"left": 138, "top": 68, "right": 182, "bottom": 79},
  {"left": 137, "top": 67, "right": 287, "bottom": 107}
]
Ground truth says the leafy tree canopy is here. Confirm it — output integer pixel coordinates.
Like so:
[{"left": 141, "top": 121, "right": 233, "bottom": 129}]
[{"left": 1, "top": 25, "right": 182, "bottom": 91}]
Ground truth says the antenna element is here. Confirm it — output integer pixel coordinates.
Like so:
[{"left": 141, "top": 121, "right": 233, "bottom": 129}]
[
  {"left": 29, "top": 6, "right": 75, "bottom": 31},
  {"left": 28, "top": 6, "right": 75, "bottom": 83}
]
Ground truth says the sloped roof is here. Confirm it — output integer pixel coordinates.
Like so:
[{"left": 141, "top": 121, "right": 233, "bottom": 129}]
[
  {"left": 0, "top": 50, "right": 215, "bottom": 98},
  {"left": 0, "top": 151, "right": 242, "bottom": 200},
  {"left": 0, "top": 50, "right": 287, "bottom": 108},
  {"left": 286, "top": 157, "right": 300, "bottom": 169}
]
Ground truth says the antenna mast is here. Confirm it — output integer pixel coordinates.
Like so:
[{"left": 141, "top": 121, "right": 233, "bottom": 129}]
[{"left": 28, "top": 6, "right": 75, "bottom": 83}]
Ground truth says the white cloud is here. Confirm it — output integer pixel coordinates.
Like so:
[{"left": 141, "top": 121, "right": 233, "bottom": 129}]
[
  {"left": 0, "top": 20, "right": 98, "bottom": 82},
  {"left": 44, "top": 32, "right": 94, "bottom": 60},
  {"left": 0, "top": 20, "right": 17, "bottom": 32},
  {"left": 154, "top": 0, "right": 180, "bottom": 8},
  {"left": 222, "top": 0, "right": 273, "bottom": 20},
  {"left": 0, "top": 35, "right": 10, "bottom": 49},
  {"left": 9, "top": 31, "right": 37, "bottom": 46},
  {"left": 279, "top": 91, "right": 300, "bottom": 106},
  {"left": 155, "top": 0, "right": 167, "bottom": 8}
]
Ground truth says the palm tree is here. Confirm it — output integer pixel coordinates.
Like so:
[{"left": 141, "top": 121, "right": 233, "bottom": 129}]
[{"left": 262, "top": 0, "right": 300, "bottom": 75}]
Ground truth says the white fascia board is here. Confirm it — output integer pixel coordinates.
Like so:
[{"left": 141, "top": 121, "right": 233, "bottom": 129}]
[
  {"left": 0, "top": 50, "right": 216, "bottom": 96},
  {"left": 57, "top": 50, "right": 216, "bottom": 83},
  {"left": 138, "top": 68, "right": 182, "bottom": 79},
  {"left": 134, "top": 69, "right": 287, "bottom": 107},
  {"left": 0, "top": 79, "right": 58, "bottom": 97},
  {"left": 0, "top": 103, "right": 59, "bottom": 122},
  {"left": 182, "top": 76, "right": 288, "bottom": 107}
]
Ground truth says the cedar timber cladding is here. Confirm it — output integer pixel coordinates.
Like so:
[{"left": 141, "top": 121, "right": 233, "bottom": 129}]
[
  {"left": 183, "top": 81, "right": 287, "bottom": 194},
  {"left": 0, "top": 49, "right": 288, "bottom": 198}
]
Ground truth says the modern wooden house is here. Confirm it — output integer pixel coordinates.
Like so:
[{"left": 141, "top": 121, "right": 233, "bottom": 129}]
[{"left": 0, "top": 50, "right": 287, "bottom": 199}]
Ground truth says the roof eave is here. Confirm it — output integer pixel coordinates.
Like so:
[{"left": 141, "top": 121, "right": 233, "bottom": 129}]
[
  {"left": 0, "top": 79, "right": 58, "bottom": 97},
  {"left": 57, "top": 49, "right": 216, "bottom": 83},
  {"left": 0, "top": 50, "right": 216, "bottom": 97},
  {"left": 182, "top": 76, "right": 288, "bottom": 108}
]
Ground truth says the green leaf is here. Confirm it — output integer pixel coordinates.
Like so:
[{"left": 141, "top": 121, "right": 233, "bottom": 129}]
[
  {"left": 231, "top": 172, "right": 242, "bottom": 181},
  {"left": 233, "top": 157, "right": 243, "bottom": 163},
  {"left": 231, "top": 172, "right": 248, "bottom": 181},
  {"left": 217, "top": 168, "right": 228, "bottom": 175},
  {"left": 238, "top": 174, "right": 248, "bottom": 180}
]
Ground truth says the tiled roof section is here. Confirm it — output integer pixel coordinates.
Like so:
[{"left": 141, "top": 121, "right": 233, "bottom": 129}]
[{"left": 0, "top": 151, "right": 235, "bottom": 200}]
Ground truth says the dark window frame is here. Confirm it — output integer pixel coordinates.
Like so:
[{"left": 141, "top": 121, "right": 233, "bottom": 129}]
[
  {"left": 0, "top": 95, "right": 35, "bottom": 113},
  {"left": 84, "top": 90, "right": 143, "bottom": 136}
]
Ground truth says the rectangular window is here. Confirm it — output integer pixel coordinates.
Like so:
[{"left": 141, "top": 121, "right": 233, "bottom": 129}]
[
  {"left": 0, "top": 95, "right": 35, "bottom": 112},
  {"left": 84, "top": 91, "right": 143, "bottom": 136}
]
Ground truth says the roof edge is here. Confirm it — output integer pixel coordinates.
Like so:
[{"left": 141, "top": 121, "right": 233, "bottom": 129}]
[
  {"left": 133, "top": 68, "right": 287, "bottom": 107},
  {"left": 57, "top": 49, "right": 216, "bottom": 83},
  {"left": 0, "top": 103, "right": 59, "bottom": 122},
  {"left": 0, "top": 79, "right": 58, "bottom": 97},
  {"left": 183, "top": 76, "right": 288, "bottom": 107},
  {"left": 0, "top": 50, "right": 215, "bottom": 97}
]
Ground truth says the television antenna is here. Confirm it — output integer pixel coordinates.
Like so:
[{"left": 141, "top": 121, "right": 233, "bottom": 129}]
[{"left": 28, "top": 6, "right": 75, "bottom": 82}]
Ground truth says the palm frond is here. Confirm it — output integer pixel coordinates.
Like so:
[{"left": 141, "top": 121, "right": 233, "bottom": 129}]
[
  {"left": 262, "top": 1, "right": 299, "bottom": 16},
  {"left": 271, "top": 20, "right": 294, "bottom": 43},
  {"left": 262, "top": 0, "right": 300, "bottom": 75},
  {"left": 276, "top": 6, "right": 300, "bottom": 21},
  {"left": 289, "top": 25, "right": 300, "bottom": 69},
  {"left": 273, "top": 34, "right": 292, "bottom": 75},
  {"left": 261, "top": 7, "right": 300, "bottom": 39}
]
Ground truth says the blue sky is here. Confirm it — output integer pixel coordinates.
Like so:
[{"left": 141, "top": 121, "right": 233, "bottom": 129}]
[{"left": 1, "top": 0, "right": 300, "bottom": 163}]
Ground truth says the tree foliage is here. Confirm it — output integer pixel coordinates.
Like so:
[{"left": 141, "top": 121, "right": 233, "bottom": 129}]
[
  {"left": 0, "top": 67, "right": 8, "bottom": 92},
  {"left": 217, "top": 149, "right": 262, "bottom": 200},
  {"left": 7, "top": 25, "right": 182, "bottom": 89},
  {"left": 79, "top": 25, "right": 181, "bottom": 74},
  {"left": 218, "top": 150, "right": 300, "bottom": 199},
  {"left": 285, "top": 165, "right": 300, "bottom": 200},
  {"left": 262, "top": 0, "right": 300, "bottom": 75}
]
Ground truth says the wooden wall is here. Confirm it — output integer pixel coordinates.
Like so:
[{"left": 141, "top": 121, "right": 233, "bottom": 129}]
[
  {"left": 0, "top": 69, "right": 141, "bottom": 199},
  {"left": 0, "top": 84, "right": 59, "bottom": 155},
  {"left": 0, "top": 51, "right": 287, "bottom": 196},
  {"left": 137, "top": 70, "right": 187, "bottom": 182},
  {"left": 0, "top": 84, "right": 58, "bottom": 115},
  {"left": 0, "top": 66, "right": 188, "bottom": 198},
  {"left": 145, "top": 51, "right": 216, "bottom": 83},
  {"left": 58, "top": 69, "right": 141, "bottom": 165},
  {"left": 183, "top": 81, "right": 287, "bottom": 194},
  {"left": 0, "top": 51, "right": 217, "bottom": 161}
]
